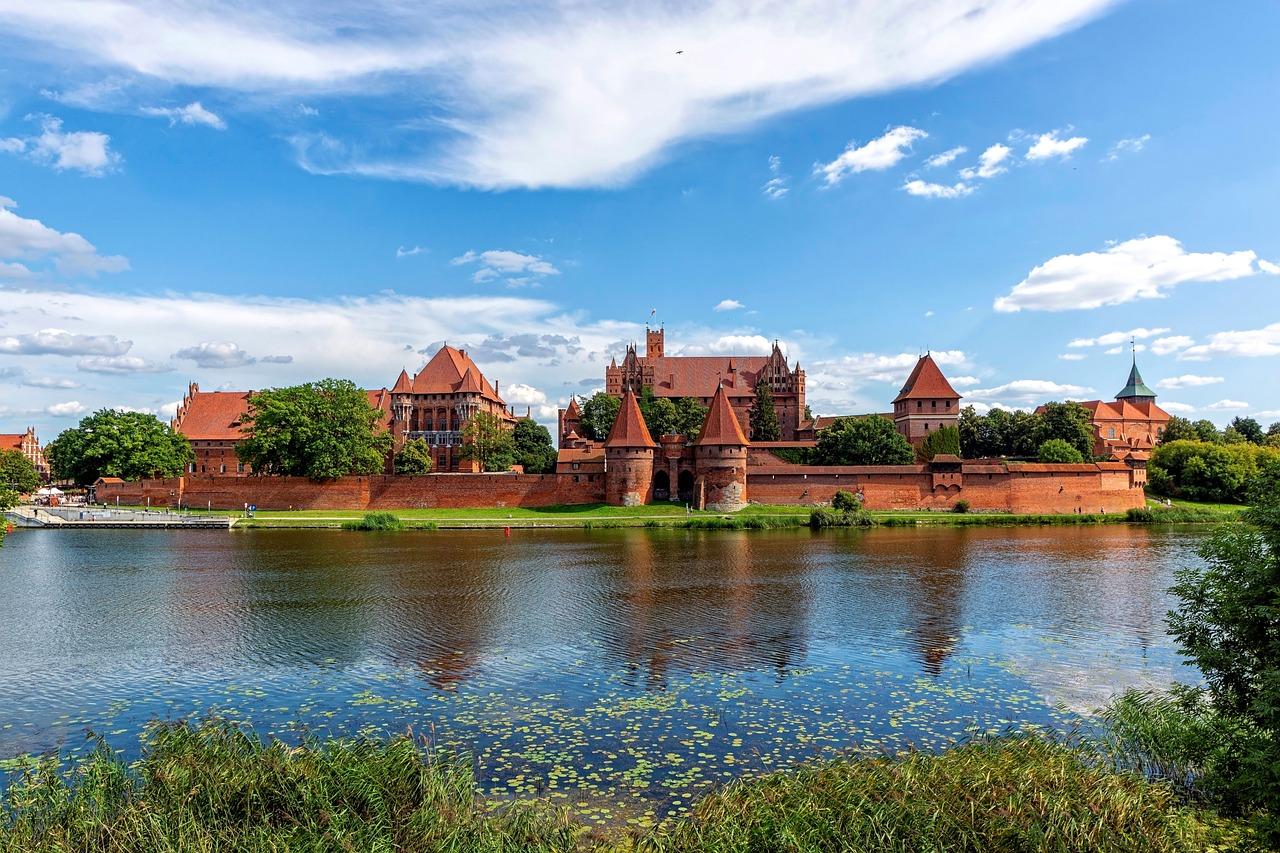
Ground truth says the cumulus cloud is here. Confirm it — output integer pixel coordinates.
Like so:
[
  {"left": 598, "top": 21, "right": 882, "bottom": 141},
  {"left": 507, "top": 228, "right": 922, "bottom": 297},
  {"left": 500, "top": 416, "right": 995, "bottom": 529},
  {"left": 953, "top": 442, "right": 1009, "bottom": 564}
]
[
  {"left": 804, "top": 350, "right": 969, "bottom": 414},
  {"left": 1025, "top": 129, "right": 1088, "bottom": 160},
  {"left": 959, "top": 143, "right": 1011, "bottom": 179},
  {"left": 818, "top": 126, "right": 927, "bottom": 186},
  {"left": 1151, "top": 335, "right": 1194, "bottom": 356},
  {"left": 1258, "top": 259, "right": 1280, "bottom": 275},
  {"left": 1105, "top": 134, "right": 1150, "bottom": 161},
  {"left": 1058, "top": 353, "right": 1086, "bottom": 361},
  {"left": 140, "top": 101, "right": 226, "bottom": 129},
  {"left": 0, "top": 328, "right": 132, "bottom": 356},
  {"left": 46, "top": 400, "right": 88, "bottom": 417},
  {"left": 1067, "top": 327, "right": 1170, "bottom": 348},
  {"left": 1156, "top": 374, "right": 1223, "bottom": 390},
  {"left": 77, "top": 355, "right": 173, "bottom": 374},
  {"left": 451, "top": 249, "right": 560, "bottom": 286},
  {"left": 1206, "top": 399, "right": 1249, "bottom": 411},
  {"left": 395, "top": 245, "right": 426, "bottom": 258},
  {"left": 995, "top": 236, "right": 1270, "bottom": 312},
  {"left": 925, "top": 146, "right": 967, "bottom": 168},
  {"left": 23, "top": 376, "right": 82, "bottom": 389},
  {"left": 966, "top": 379, "right": 1094, "bottom": 405},
  {"left": 1179, "top": 322, "right": 1280, "bottom": 360},
  {"left": 902, "top": 179, "right": 973, "bottom": 199},
  {"left": 762, "top": 155, "right": 789, "bottom": 199},
  {"left": 713, "top": 299, "right": 744, "bottom": 312},
  {"left": 0, "top": 195, "right": 130, "bottom": 277},
  {"left": 1, "top": 115, "right": 121, "bottom": 175},
  {"left": 1162, "top": 402, "right": 1195, "bottom": 414},
  {"left": 173, "top": 341, "right": 260, "bottom": 368}
]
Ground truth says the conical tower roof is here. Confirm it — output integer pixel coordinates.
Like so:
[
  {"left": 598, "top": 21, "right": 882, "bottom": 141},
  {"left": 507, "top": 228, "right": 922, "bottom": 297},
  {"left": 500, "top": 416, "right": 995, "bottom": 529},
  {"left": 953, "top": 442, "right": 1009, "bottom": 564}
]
[
  {"left": 392, "top": 369, "right": 412, "bottom": 393},
  {"left": 694, "top": 383, "right": 749, "bottom": 446},
  {"left": 457, "top": 368, "right": 483, "bottom": 394},
  {"left": 605, "top": 389, "right": 657, "bottom": 448},
  {"left": 564, "top": 396, "right": 581, "bottom": 418},
  {"left": 893, "top": 353, "right": 960, "bottom": 403},
  {"left": 1115, "top": 357, "right": 1156, "bottom": 400}
]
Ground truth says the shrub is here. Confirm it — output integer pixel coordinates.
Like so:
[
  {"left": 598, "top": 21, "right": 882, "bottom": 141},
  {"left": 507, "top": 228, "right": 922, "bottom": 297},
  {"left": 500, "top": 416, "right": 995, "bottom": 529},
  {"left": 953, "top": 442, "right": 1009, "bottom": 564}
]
[
  {"left": 809, "top": 508, "right": 874, "bottom": 528},
  {"left": 952, "top": 499, "right": 970, "bottom": 514},
  {"left": 831, "top": 489, "right": 860, "bottom": 512},
  {"left": 342, "top": 511, "right": 405, "bottom": 531},
  {"left": 1038, "top": 438, "right": 1085, "bottom": 463}
]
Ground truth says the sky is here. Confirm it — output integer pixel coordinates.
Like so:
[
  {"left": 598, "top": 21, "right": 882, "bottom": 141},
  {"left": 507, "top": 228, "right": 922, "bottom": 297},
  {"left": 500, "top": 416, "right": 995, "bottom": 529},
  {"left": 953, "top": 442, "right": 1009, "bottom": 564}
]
[{"left": 1, "top": 0, "right": 1278, "bottom": 439}]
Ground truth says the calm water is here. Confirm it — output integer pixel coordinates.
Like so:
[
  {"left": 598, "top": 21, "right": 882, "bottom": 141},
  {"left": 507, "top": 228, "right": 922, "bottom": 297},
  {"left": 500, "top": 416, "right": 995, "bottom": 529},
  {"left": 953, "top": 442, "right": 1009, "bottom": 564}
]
[{"left": 0, "top": 526, "right": 1203, "bottom": 820}]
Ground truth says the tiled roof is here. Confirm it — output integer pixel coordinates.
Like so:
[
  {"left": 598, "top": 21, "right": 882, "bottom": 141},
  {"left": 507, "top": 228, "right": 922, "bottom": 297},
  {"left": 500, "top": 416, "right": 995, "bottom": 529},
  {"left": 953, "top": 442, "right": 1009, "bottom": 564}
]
[
  {"left": 391, "top": 369, "right": 412, "bottom": 393},
  {"left": 694, "top": 383, "right": 749, "bottom": 446},
  {"left": 564, "top": 396, "right": 581, "bottom": 418},
  {"left": 605, "top": 390, "right": 657, "bottom": 448},
  {"left": 174, "top": 391, "right": 253, "bottom": 441},
  {"left": 557, "top": 446, "right": 606, "bottom": 464},
  {"left": 0, "top": 434, "right": 27, "bottom": 451},
  {"left": 408, "top": 345, "right": 505, "bottom": 404},
  {"left": 1076, "top": 399, "right": 1170, "bottom": 423},
  {"left": 645, "top": 356, "right": 770, "bottom": 398},
  {"left": 892, "top": 354, "right": 960, "bottom": 403}
]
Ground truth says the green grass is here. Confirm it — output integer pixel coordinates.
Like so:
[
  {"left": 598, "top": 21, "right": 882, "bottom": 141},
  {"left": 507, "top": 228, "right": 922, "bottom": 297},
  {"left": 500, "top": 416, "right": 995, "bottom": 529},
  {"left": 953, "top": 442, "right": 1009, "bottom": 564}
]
[
  {"left": 0, "top": 720, "right": 1237, "bottom": 853},
  {"left": 340, "top": 511, "right": 409, "bottom": 531}
]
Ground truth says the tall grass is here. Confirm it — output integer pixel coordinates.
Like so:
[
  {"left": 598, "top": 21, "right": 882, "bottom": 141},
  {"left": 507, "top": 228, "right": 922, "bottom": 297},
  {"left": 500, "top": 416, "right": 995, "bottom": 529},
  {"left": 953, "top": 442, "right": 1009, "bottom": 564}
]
[
  {"left": 809, "top": 508, "right": 875, "bottom": 528},
  {"left": 341, "top": 511, "right": 406, "bottom": 531}
]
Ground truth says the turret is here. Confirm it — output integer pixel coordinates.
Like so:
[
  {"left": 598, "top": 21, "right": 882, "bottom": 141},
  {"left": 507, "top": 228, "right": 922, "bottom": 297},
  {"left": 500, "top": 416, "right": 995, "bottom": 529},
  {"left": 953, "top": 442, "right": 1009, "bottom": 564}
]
[
  {"left": 693, "top": 383, "right": 749, "bottom": 511},
  {"left": 604, "top": 389, "right": 657, "bottom": 506}
]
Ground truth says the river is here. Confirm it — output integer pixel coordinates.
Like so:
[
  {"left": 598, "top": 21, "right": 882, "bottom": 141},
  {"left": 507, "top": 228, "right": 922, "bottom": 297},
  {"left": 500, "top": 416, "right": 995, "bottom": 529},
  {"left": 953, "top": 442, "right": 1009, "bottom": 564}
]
[{"left": 0, "top": 525, "right": 1204, "bottom": 819}]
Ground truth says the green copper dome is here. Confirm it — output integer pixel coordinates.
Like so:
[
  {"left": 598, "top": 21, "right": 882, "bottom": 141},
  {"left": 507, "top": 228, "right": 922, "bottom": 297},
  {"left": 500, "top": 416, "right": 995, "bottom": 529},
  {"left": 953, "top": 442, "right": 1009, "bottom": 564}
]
[{"left": 1115, "top": 358, "right": 1157, "bottom": 400}]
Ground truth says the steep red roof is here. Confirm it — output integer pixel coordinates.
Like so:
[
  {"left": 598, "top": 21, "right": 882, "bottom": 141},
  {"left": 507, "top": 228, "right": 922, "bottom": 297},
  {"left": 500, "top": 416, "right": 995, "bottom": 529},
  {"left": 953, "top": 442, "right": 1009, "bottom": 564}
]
[
  {"left": 893, "top": 354, "right": 960, "bottom": 403},
  {"left": 646, "top": 356, "right": 770, "bottom": 398},
  {"left": 564, "top": 396, "right": 581, "bottom": 418},
  {"left": 173, "top": 391, "right": 253, "bottom": 441},
  {"left": 694, "top": 383, "right": 749, "bottom": 446},
  {"left": 409, "top": 345, "right": 504, "bottom": 404},
  {"left": 1076, "top": 399, "right": 1171, "bottom": 423},
  {"left": 391, "top": 369, "right": 412, "bottom": 393},
  {"left": 605, "top": 390, "right": 657, "bottom": 448},
  {"left": 0, "top": 434, "right": 26, "bottom": 451}
]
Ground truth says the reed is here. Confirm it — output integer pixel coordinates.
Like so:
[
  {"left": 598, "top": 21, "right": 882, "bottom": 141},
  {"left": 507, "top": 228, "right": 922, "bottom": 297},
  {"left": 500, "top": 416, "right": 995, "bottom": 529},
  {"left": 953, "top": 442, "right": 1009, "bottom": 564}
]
[{"left": 341, "top": 511, "right": 406, "bottom": 531}]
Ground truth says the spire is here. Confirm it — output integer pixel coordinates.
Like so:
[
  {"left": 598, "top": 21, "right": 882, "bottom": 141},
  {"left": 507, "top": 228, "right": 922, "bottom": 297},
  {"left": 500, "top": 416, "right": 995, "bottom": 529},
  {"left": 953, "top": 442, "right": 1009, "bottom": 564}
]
[
  {"left": 892, "top": 353, "right": 961, "bottom": 403},
  {"left": 1115, "top": 352, "right": 1157, "bottom": 400},
  {"left": 564, "top": 395, "right": 582, "bottom": 418},
  {"left": 605, "top": 389, "right": 657, "bottom": 448},
  {"left": 392, "top": 369, "right": 412, "bottom": 393},
  {"left": 694, "top": 383, "right": 749, "bottom": 446}
]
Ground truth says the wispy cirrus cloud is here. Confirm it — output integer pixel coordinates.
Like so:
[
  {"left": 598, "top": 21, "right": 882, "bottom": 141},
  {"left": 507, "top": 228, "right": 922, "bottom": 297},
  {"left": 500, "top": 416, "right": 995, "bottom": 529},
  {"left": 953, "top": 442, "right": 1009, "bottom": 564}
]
[{"left": 140, "top": 101, "right": 226, "bottom": 129}]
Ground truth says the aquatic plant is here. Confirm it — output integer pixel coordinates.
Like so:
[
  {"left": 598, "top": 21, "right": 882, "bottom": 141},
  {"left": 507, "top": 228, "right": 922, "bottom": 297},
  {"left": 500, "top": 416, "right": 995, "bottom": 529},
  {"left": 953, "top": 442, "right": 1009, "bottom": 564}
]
[{"left": 341, "top": 511, "right": 405, "bottom": 531}]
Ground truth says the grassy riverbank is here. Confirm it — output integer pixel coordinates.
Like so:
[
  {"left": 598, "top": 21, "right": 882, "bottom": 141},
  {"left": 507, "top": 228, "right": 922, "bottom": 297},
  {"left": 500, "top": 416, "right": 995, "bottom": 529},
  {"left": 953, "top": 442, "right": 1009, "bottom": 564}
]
[{"left": 0, "top": 720, "right": 1242, "bottom": 852}]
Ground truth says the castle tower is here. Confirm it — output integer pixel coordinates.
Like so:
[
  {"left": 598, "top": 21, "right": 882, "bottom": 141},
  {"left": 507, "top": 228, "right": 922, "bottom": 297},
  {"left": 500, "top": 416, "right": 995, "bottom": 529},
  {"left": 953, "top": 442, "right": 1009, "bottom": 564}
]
[
  {"left": 558, "top": 396, "right": 583, "bottom": 447},
  {"left": 1115, "top": 351, "right": 1157, "bottom": 402},
  {"left": 390, "top": 369, "right": 413, "bottom": 442},
  {"left": 892, "top": 353, "right": 961, "bottom": 445},
  {"left": 646, "top": 325, "right": 664, "bottom": 358},
  {"left": 604, "top": 389, "right": 657, "bottom": 506},
  {"left": 693, "top": 383, "right": 749, "bottom": 512}
]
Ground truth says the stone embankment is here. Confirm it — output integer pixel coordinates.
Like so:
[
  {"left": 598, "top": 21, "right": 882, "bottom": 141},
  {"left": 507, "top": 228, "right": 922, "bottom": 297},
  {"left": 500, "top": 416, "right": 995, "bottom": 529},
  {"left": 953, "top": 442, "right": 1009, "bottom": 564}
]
[{"left": 5, "top": 506, "right": 232, "bottom": 529}]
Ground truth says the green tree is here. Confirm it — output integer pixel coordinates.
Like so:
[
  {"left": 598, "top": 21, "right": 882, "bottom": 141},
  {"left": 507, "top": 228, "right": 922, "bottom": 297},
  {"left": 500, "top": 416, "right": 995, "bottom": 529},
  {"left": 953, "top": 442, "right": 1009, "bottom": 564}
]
[
  {"left": 236, "top": 379, "right": 392, "bottom": 479},
  {"left": 0, "top": 449, "right": 40, "bottom": 494},
  {"left": 1267, "top": 422, "right": 1280, "bottom": 447},
  {"left": 1193, "top": 419, "right": 1222, "bottom": 443},
  {"left": 957, "top": 406, "right": 985, "bottom": 458},
  {"left": 749, "top": 381, "right": 781, "bottom": 442},
  {"left": 1149, "top": 440, "right": 1279, "bottom": 503},
  {"left": 393, "top": 439, "right": 433, "bottom": 475},
  {"left": 637, "top": 388, "right": 678, "bottom": 438},
  {"left": 1222, "top": 426, "right": 1248, "bottom": 445},
  {"left": 1160, "top": 416, "right": 1200, "bottom": 444},
  {"left": 813, "top": 416, "right": 914, "bottom": 466},
  {"left": 1037, "top": 438, "right": 1085, "bottom": 463},
  {"left": 1167, "top": 474, "right": 1280, "bottom": 841},
  {"left": 460, "top": 411, "right": 517, "bottom": 472},
  {"left": 1034, "top": 401, "right": 1095, "bottom": 459},
  {"left": 1230, "top": 417, "right": 1264, "bottom": 445},
  {"left": 672, "top": 397, "right": 709, "bottom": 439},
  {"left": 46, "top": 410, "right": 192, "bottom": 484},
  {"left": 918, "top": 425, "right": 961, "bottom": 461},
  {"left": 512, "top": 418, "right": 557, "bottom": 474},
  {"left": 579, "top": 392, "right": 621, "bottom": 441}
]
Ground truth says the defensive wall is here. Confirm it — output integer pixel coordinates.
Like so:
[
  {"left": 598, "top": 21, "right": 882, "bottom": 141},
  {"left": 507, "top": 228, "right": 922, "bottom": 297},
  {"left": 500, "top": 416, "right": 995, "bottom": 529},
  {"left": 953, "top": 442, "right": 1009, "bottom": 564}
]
[{"left": 95, "top": 459, "right": 1144, "bottom": 514}]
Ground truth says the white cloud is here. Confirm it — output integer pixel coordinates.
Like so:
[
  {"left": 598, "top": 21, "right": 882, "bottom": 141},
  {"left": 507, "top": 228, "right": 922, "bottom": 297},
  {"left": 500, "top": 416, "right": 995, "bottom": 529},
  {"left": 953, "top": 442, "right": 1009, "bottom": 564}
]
[
  {"left": 140, "top": 101, "right": 226, "bottom": 129},
  {"left": 902, "top": 179, "right": 973, "bottom": 199},
  {"left": 396, "top": 245, "right": 425, "bottom": 258},
  {"left": 1058, "top": 353, "right": 1086, "bottom": 361},
  {"left": 0, "top": 328, "right": 132, "bottom": 356},
  {"left": 1067, "top": 327, "right": 1170, "bottom": 348},
  {"left": 23, "top": 376, "right": 82, "bottom": 389},
  {"left": 1180, "top": 322, "right": 1280, "bottom": 360},
  {"left": 966, "top": 379, "right": 1094, "bottom": 405},
  {"left": 1162, "top": 402, "right": 1196, "bottom": 414},
  {"left": 948, "top": 375, "right": 981, "bottom": 387},
  {"left": 995, "top": 236, "right": 1269, "bottom": 312},
  {"left": 1151, "top": 335, "right": 1194, "bottom": 356},
  {"left": 1253, "top": 410, "right": 1280, "bottom": 421},
  {"left": 1025, "top": 129, "right": 1088, "bottom": 160},
  {"left": 46, "top": 401, "right": 88, "bottom": 417},
  {"left": 762, "top": 154, "right": 789, "bottom": 199},
  {"left": 0, "top": 195, "right": 130, "bottom": 277},
  {"left": 451, "top": 249, "right": 560, "bottom": 286},
  {"left": 925, "top": 146, "right": 967, "bottom": 168},
  {"left": 77, "top": 355, "right": 173, "bottom": 374},
  {"left": 818, "top": 126, "right": 927, "bottom": 186},
  {"left": 958, "top": 143, "right": 1011, "bottom": 179},
  {"left": 0, "top": 1, "right": 1119, "bottom": 189},
  {"left": 1105, "top": 134, "right": 1149, "bottom": 161},
  {"left": 2, "top": 115, "right": 121, "bottom": 175},
  {"left": 1156, "top": 375, "right": 1223, "bottom": 390},
  {"left": 1206, "top": 399, "right": 1249, "bottom": 411},
  {"left": 713, "top": 299, "right": 744, "bottom": 312},
  {"left": 173, "top": 341, "right": 258, "bottom": 368},
  {"left": 1259, "top": 259, "right": 1280, "bottom": 275}
]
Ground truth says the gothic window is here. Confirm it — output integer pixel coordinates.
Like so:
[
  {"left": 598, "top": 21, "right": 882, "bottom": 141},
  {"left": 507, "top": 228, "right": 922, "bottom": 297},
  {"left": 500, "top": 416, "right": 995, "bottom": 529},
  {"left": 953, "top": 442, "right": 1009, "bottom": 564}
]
[{"left": 1108, "top": 427, "right": 1116, "bottom": 438}]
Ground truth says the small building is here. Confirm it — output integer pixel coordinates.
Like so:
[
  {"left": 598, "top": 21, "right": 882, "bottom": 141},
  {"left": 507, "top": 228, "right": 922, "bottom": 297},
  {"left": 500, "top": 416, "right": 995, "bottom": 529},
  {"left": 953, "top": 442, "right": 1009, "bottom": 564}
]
[
  {"left": 1064, "top": 356, "right": 1171, "bottom": 459},
  {"left": 0, "top": 426, "right": 49, "bottom": 480}
]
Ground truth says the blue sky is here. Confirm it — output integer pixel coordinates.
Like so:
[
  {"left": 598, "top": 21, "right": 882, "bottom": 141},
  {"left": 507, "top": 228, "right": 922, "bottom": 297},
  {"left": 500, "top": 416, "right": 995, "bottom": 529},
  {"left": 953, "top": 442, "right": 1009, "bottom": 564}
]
[{"left": 1, "top": 0, "right": 1278, "bottom": 437}]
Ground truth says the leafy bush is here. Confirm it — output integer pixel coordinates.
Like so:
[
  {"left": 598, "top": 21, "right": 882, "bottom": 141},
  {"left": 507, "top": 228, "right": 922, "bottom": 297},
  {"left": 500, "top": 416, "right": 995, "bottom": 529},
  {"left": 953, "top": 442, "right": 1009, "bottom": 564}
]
[
  {"left": 831, "top": 489, "right": 860, "bottom": 512},
  {"left": 952, "top": 499, "right": 970, "bottom": 514},
  {"left": 341, "top": 511, "right": 405, "bottom": 531},
  {"left": 1038, "top": 438, "right": 1085, "bottom": 463},
  {"left": 809, "top": 508, "right": 874, "bottom": 528},
  {"left": 812, "top": 416, "right": 914, "bottom": 466},
  {"left": 393, "top": 438, "right": 433, "bottom": 475},
  {"left": 1148, "top": 439, "right": 1280, "bottom": 502},
  {"left": 918, "top": 425, "right": 960, "bottom": 461}
]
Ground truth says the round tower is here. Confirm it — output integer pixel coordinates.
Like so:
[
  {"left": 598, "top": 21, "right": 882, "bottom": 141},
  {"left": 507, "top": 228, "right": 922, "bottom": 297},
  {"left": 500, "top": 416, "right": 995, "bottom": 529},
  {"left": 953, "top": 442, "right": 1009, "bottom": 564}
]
[
  {"left": 693, "top": 383, "right": 749, "bottom": 512},
  {"left": 604, "top": 389, "right": 658, "bottom": 506}
]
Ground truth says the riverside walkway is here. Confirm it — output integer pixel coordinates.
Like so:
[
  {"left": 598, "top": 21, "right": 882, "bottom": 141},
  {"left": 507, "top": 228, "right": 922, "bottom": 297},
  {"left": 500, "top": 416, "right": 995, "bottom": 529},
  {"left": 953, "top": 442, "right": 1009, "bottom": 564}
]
[{"left": 5, "top": 506, "right": 233, "bottom": 529}]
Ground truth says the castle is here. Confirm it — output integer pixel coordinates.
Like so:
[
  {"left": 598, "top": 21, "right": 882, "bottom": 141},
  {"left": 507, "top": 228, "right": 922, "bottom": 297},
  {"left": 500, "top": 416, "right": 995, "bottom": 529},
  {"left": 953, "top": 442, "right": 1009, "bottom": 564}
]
[
  {"left": 0, "top": 426, "right": 49, "bottom": 481},
  {"left": 1049, "top": 354, "right": 1171, "bottom": 460}
]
